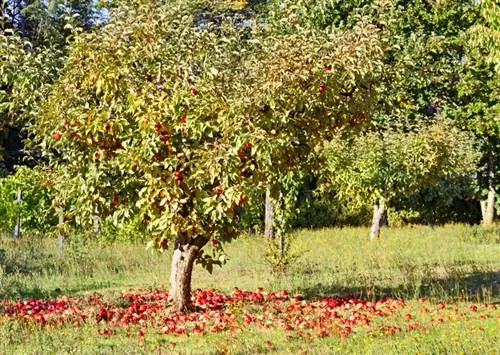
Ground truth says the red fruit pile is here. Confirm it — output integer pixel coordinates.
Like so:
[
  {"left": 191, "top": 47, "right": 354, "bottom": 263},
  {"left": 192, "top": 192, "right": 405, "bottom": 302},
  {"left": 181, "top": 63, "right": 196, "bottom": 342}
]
[{"left": 1, "top": 288, "right": 497, "bottom": 339}]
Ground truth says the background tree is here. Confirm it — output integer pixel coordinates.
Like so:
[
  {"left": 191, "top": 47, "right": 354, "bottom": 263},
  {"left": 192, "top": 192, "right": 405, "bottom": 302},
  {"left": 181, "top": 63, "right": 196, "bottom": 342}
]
[
  {"left": 253, "top": 0, "right": 485, "bottom": 230},
  {"left": 456, "top": 0, "right": 499, "bottom": 225},
  {"left": 0, "top": 0, "right": 99, "bottom": 175},
  {"left": 320, "top": 121, "right": 479, "bottom": 239},
  {"left": 0, "top": 165, "right": 55, "bottom": 233}
]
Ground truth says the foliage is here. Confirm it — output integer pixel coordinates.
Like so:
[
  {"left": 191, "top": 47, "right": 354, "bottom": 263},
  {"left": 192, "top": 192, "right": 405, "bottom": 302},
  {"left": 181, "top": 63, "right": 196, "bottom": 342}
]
[
  {"left": 320, "top": 121, "right": 480, "bottom": 213},
  {"left": 390, "top": 176, "right": 481, "bottom": 226},
  {"left": 456, "top": 6, "right": 499, "bottom": 140},
  {"left": 467, "top": 0, "right": 500, "bottom": 71},
  {"left": 0, "top": 166, "right": 56, "bottom": 234},
  {"left": 1, "top": 0, "right": 97, "bottom": 46},
  {"left": 33, "top": 0, "right": 383, "bottom": 260},
  {"left": 0, "top": 32, "right": 58, "bottom": 173},
  {"left": 452, "top": 0, "right": 500, "bottom": 217},
  {"left": 0, "top": 0, "right": 101, "bottom": 175},
  {"left": 0, "top": 31, "right": 64, "bottom": 137},
  {"left": 263, "top": 230, "right": 300, "bottom": 274}
]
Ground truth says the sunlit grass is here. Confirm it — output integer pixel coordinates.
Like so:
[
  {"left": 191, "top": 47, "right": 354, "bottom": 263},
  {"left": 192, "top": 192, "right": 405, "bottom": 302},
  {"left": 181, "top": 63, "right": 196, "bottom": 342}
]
[{"left": 0, "top": 224, "right": 498, "bottom": 353}]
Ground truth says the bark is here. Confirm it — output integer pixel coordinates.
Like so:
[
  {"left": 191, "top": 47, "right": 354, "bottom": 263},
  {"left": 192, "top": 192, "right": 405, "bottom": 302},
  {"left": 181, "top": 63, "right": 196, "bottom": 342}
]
[
  {"left": 264, "top": 186, "right": 274, "bottom": 238},
  {"left": 13, "top": 188, "right": 22, "bottom": 239},
  {"left": 480, "top": 200, "right": 487, "bottom": 221},
  {"left": 168, "top": 234, "right": 208, "bottom": 313},
  {"left": 482, "top": 155, "right": 496, "bottom": 225},
  {"left": 370, "top": 199, "right": 385, "bottom": 240}
]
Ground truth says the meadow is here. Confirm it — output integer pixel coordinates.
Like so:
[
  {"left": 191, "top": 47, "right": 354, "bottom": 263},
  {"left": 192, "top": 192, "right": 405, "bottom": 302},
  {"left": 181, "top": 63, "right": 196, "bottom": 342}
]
[{"left": 0, "top": 224, "right": 499, "bottom": 354}]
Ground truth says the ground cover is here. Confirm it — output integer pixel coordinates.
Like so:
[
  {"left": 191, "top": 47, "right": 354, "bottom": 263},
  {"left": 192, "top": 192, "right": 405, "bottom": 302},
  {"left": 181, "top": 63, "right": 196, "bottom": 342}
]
[{"left": 0, "top": 224, "right": 498, "bottom": 353}]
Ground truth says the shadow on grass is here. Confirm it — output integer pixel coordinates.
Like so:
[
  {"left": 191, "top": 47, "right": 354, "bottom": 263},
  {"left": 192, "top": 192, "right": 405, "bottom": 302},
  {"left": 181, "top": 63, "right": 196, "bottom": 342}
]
[
  {"left": 0, "top": 279, "right": 123, "bottom": 300},
  {"left": 298, "top": 270, "right": 500, "bottom": 303}
]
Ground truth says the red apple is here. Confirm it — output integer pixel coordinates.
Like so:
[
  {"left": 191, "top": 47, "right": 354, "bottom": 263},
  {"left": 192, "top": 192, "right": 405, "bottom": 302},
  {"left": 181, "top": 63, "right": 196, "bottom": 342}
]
[{"left": 174, "top": 170, "right": 183, "bottom": 182}]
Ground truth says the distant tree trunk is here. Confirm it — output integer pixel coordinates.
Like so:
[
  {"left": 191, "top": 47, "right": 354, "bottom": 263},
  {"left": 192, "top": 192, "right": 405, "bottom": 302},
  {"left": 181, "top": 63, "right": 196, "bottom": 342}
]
[
  {"left": 370, "top": 198, "right": 386, "bottom": 240},
  {"left": 168, "top": 234, "right": 208, "bottom": 313},
  {"left": 0, "top": 3, "right": 4, "bottom": 30},
  {"left": 265, "top": 186, "right": 274, "bottom": 238},
  {"left": 480, "top": 200, "right": 487, "bottom": 220},
  {"left": 482, "top": 155, "right": 496, "bottom": 225}
]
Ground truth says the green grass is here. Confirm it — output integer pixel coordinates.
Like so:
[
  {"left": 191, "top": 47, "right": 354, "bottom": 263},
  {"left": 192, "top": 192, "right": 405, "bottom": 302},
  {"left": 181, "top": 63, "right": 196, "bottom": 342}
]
[
  {"left": 1, "top": 224, "right": 499, "bottom": 354},
  {"left": 1, "top": 316, "right": 497, "bottom": 354}
]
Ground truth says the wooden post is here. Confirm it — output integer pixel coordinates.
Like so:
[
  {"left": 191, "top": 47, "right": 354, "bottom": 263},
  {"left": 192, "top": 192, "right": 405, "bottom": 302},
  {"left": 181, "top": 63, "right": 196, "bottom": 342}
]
[{"left": 12, "top": 188, "right": 21, "bottom": 239}]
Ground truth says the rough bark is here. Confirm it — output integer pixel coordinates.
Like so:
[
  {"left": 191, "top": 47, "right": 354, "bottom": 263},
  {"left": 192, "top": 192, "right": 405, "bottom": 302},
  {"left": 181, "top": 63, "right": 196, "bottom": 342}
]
[
  {"left": 480, "top": 200, "right": 487, "bottom": 221},
  {"left": 168, "top": 234, "right": 208, "bottom": 313},
  {"left": 93, "top": 206, "right": 100, "bottom": 233},
  {"left": 482, "top": 155, "right": 496, "bottom": 225},
  {"left": 370, "top": 199, "right": 385, "bottom": 240},
  {"left": 264, "top": 186, "right": 274, "bottom": 238}
]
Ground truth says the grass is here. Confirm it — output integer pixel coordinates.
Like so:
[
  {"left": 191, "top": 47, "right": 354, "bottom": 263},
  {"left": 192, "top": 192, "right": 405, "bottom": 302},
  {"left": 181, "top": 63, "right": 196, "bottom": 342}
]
[
  {"left": 0, "top": 224, "right": 499, "bottom": 354},
  {"left": 1, "top": 317, "right": 497, "bottom": 354}
]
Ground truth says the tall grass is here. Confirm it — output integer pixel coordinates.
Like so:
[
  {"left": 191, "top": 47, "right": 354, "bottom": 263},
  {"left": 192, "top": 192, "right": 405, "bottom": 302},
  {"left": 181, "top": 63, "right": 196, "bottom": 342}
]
[
  {"left": 1, "top": 224, "right": 498, "bottom": 302},
  {"left": 1, "top": 224, "right": 498, "bottom": 354}
]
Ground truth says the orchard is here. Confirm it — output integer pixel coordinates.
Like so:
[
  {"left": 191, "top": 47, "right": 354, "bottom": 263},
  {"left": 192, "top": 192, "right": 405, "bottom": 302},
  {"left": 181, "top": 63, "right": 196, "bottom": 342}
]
[{"left": 1, "top": 0, "right": 499, "bottom": 353}]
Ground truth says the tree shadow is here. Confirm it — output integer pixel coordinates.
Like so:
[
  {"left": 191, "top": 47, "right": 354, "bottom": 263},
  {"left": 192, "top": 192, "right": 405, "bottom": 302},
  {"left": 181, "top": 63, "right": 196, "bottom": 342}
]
[
  {"left": 298, "top": 270, "right": 500, "bottom": 303},
  {"left": 0, "top": 279, "right": 124, "bottom": 300}
]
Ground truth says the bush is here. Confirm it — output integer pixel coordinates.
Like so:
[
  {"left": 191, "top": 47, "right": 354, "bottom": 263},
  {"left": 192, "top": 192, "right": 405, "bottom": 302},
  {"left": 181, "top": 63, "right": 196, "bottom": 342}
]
[{"left": 0, "top": 166, "right": 57, "bottom": 235}]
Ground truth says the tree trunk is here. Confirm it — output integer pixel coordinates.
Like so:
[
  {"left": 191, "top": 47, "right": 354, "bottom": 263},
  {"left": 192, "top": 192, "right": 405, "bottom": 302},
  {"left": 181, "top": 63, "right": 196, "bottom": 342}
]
[
  {"left": 265, "top": 186, "right": 274, "bottom": 238},
  {"left": 482, "top": 155, "right": 496, "bottom": 225},
  {"left": 93, "top": 206, "right": 100, "bottom": 233},
  {"left": 168, "top": 234, "right": 208, "bottom": 313},
  {"left": 370, "top": 199, "right": 385, "bottom": 240},
  {"left": 480, "top": 200, "right": 487, "bottom": 221}
]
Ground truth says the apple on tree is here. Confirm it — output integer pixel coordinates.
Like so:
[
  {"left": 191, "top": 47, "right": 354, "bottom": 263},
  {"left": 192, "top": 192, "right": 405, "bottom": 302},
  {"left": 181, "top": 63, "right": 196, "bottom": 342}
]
[{"left": 34, "top": 0, "right": 383, "bottom": 313}]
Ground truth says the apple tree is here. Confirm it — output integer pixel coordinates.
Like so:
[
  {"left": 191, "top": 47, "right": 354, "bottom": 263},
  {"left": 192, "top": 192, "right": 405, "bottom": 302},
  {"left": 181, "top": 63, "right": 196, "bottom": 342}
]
[
  {"left": 320, "top": 121, "right": 479, "bottom": 240},
  {"left": 456, "top": 0, "right": 499, "bottom": 225},
  {"left": 34, "top": 0, "right": 384, "bottom": 312}
]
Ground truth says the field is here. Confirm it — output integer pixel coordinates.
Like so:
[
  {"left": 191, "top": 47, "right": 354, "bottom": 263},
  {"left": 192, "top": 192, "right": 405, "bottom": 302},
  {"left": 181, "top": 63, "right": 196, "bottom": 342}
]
[{"left": 0, "top": 224, "right": 499, "bottom": 354}]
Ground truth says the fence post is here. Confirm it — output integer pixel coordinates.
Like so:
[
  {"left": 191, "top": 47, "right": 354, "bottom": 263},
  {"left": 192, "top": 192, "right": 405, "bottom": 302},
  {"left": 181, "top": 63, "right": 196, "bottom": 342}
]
[{"left": 12, "top": 188, "right": 21, "bottom": 239}]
